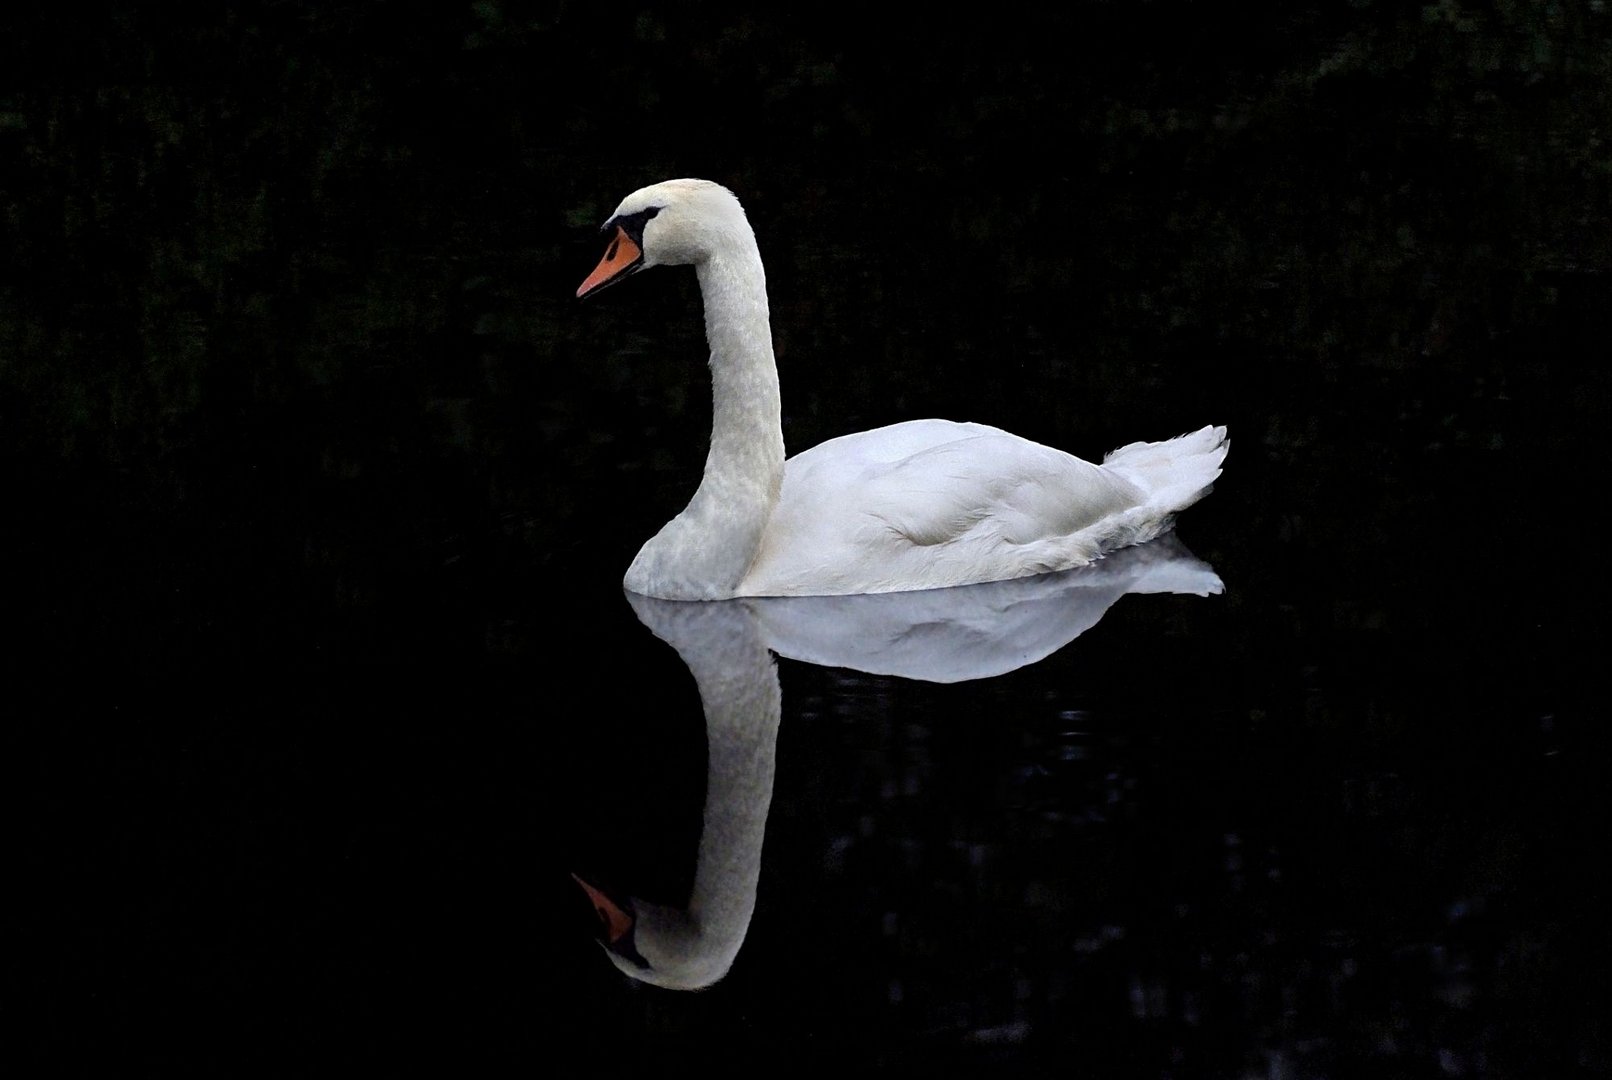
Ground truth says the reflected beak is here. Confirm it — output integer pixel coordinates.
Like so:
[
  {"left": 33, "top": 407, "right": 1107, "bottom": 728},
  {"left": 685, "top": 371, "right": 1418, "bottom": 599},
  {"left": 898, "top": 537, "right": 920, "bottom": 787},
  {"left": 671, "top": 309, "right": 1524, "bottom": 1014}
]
[
  {"left": 571, "top": 872, "right": 635, "bottom": 944},
  {"left": 576, "top": 226, "right": 644, "bottom": 299}
]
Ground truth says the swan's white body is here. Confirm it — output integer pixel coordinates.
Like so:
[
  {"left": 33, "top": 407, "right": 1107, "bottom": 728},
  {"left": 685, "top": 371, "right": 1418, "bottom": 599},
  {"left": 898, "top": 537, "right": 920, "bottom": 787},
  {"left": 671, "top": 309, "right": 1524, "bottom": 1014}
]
[{"left": 579, "top": 179, "right": 1227, "bottom": 601}]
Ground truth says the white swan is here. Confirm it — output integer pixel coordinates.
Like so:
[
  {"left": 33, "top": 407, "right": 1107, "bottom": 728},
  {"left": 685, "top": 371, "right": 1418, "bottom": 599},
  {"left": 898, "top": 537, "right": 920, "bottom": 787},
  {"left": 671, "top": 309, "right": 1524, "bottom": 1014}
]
[{"left": 578, "top": 178, "right": 1228, "bottom": 601}]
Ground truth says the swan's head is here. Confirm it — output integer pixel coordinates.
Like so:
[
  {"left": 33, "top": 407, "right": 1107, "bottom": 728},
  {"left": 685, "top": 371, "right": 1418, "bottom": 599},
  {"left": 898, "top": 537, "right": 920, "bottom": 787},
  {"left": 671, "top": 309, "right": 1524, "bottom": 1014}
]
[
  {"left": 576, "top": 178, "right": 752, "bottom": 299},
  {"left": 573, "top": 870, "right": 749, "bottom": 991}
]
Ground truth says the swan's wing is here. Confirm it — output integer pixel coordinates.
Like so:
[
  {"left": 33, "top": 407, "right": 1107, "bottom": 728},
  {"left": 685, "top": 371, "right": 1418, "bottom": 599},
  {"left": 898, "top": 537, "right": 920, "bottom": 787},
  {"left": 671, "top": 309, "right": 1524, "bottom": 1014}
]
[
  {"left": 846, "top": 430, "right": 1141, "bottom": 546},
  {"left": 745, "top": 420, "right": 1147, "bottom": 595}
]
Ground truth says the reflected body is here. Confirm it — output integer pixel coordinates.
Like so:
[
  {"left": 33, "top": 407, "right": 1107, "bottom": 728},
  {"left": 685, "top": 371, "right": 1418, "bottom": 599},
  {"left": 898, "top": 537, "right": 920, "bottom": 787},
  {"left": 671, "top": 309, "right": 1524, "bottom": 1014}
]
[{"left": 578, "top": 536, "right": 1221, "bottom": 987}]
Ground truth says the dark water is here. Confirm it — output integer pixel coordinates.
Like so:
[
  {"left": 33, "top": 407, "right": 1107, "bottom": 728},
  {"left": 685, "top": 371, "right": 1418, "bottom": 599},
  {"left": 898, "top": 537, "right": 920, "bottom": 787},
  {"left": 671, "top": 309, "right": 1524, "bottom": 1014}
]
[{"left": 9, "top": 4, "right": 1611, "bottom": 1074}]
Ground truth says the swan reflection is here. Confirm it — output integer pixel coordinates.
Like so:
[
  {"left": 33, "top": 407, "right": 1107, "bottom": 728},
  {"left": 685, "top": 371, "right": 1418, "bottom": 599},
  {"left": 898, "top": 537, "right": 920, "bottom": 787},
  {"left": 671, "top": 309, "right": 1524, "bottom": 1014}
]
[
  {"left": 573, "top": 536, "right": 1221, "bottom": 988},
  {"left": 749, "top": 533, "right": 1221, "bottom": 683}
]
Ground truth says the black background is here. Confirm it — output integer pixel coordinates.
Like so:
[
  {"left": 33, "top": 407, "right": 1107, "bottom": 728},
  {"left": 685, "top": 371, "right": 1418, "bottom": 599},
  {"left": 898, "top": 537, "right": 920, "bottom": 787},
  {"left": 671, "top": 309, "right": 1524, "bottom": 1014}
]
[{"left": 8, "top": 4, "right": 1610, "bottom": 1074}]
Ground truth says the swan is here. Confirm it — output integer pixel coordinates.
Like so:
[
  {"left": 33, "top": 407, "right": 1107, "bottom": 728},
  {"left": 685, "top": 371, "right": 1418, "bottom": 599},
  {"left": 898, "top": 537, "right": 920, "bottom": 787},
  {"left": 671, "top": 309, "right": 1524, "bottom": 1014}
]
[{"left": 578, "top": 178, "right": 1227, "bottom": 601}]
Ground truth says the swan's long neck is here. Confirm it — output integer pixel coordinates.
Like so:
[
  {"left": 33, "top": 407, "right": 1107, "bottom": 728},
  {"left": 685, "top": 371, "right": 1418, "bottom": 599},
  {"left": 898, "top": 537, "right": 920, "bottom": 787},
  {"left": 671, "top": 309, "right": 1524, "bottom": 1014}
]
[
  {"left": 625, "top": 236, "right": 785, "bottom": 600},
  {"left": 699, "top": 248, "right": 784, "bottom": 504}
]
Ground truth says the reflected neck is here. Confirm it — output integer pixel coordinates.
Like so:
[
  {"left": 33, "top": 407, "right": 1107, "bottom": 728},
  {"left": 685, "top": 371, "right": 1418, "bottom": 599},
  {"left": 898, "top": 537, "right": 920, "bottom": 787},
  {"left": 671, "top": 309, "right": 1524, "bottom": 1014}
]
[{"left": 619, "top": 597, "right": 782, "bottom": 989}]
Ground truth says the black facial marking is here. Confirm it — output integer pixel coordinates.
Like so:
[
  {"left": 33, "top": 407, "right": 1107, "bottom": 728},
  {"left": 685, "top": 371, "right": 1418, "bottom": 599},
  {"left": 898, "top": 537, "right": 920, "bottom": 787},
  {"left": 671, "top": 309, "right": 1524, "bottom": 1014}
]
[
  {"left": 607, "top": 931, "right": 651, "bottom": 970},
  {"left": 602, "top": 205, "right": 662, "bottom": 248}
]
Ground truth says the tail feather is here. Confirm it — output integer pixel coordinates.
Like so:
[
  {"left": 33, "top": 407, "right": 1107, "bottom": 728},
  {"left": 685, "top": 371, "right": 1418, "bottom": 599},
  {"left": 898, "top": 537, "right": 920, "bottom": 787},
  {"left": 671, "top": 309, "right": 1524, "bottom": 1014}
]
[{"left": 1102, "top": 425, "right": 1228, "bottom": 515}]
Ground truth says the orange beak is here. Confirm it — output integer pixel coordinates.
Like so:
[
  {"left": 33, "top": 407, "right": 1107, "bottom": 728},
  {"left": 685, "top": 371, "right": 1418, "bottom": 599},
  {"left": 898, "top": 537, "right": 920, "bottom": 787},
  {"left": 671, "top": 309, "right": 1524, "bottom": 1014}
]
[{"left": 576, "top": 226, "right": 644, "bottom": 299}]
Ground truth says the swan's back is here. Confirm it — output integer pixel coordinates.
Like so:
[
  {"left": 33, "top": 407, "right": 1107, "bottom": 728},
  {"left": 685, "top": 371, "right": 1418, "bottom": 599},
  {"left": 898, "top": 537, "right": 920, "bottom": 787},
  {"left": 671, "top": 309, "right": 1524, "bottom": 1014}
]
[{"left": 739, "top": 420, "right": 1225, "bottom": 596}]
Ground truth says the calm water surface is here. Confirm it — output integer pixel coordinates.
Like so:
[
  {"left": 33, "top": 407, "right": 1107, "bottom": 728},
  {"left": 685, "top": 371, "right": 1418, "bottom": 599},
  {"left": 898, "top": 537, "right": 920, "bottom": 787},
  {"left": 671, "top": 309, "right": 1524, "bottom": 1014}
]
[{"left": 9, "top": 5, "right": 1610, "bottom": 1075}]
